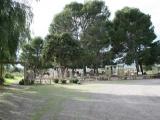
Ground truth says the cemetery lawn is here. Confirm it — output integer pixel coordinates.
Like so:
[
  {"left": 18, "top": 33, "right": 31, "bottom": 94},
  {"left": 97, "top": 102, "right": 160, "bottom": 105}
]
[{"left": 1, "top": 79, "right": 160, "bottom": 120}]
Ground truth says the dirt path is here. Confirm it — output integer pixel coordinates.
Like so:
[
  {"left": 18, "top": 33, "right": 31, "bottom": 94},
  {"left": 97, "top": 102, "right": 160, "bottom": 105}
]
[{"left": 0, "top": 79, "right": 160, "bottom": 120}]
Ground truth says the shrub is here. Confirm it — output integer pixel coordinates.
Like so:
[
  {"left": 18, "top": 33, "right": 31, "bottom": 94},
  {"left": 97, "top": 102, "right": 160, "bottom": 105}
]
[
  {"left": 5, "top": 73, "right": 14, "bottom": 79},
  {"left": 73, "top": 79, "right": 79, "bottom": 84},
  {"left": 61, "top": 79, "right": 67, "bottom": 84},
  {"left": 19, "top": 79, "right": 34, "bottom": 85},
  {"left": 54, "top": 79, "right": 59, "bottom": 83},
  {"left": 0, "top": 77, "right": 5, "bottom": 85},
  {"left": 19, "top": 79, "right": 24, "bottom": 85},
  {"left": 70, "top": 78, "right": 80, "bottom": 84}
]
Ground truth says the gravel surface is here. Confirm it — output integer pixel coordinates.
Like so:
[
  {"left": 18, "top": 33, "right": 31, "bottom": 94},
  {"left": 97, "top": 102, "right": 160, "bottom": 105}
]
[{"left": 58, "top": 79, "right": 160, "bottom": 120}]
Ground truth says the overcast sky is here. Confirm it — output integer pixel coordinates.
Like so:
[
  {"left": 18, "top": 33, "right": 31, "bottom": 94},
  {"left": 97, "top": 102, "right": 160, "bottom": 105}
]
[{"left": 31, "top": 0, "right": 160, "bottom": 41}]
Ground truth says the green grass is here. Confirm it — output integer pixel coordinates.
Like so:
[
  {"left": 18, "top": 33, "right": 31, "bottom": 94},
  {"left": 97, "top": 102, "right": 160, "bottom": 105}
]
[
  {"left": 0, "top": 83, "right": 88, "bottom": 119},
  {"left": 1, "top": 80, "right": 139, "bottom": 119},
  {"left": 2, "top": 80, "right": 134, "bottom": 119},
  {"left": 30, "top": 85, "right": 88, "bottom": 120},
  {"left": 4, "top": 75, "right": 23, "bottom": 85},
  {"left": 31, "top": 86, "right": 64, "bottom": 120}
]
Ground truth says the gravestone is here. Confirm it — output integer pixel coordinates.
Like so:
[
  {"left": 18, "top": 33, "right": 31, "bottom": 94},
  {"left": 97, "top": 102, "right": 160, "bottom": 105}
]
[
  {"left": 105, "top": 65, "right": 112, "bottom": 80},
  {"left": 117, "top": 64, "right": 125, "bottom": 79}
]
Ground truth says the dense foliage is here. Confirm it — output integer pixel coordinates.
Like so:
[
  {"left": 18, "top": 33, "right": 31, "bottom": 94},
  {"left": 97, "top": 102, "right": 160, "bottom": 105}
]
[
  {"left": 0, "top": 0, "right": 33, "bottom": 84},
  {"left": 49, "top": 0, "right": 112, "bottom": 74},
  {"left": 20, "top": 37, "right": 44, "bottom": 77},
  {"left": 43, "top": 1, "right": 159, "bottom": 75},
  {"left": 112, "top": 7, "right": 156, "bottom": 74}
]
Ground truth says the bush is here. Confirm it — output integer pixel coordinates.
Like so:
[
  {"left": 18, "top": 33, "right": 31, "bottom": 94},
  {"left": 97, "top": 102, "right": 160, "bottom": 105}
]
[
  {"left": 61, "top": 79, "right": 67, "bottom": 84},
  {"left": 5, "top": 73, "right": 14, "bottom": 79},
  {"left": 19, "top": 79, "right": 34, "bottom": 85},
  {"left": 0, "top": 77, "right": 5, "bottom": 85},
  {"left": 54, "top": 79, "right": 59, "bottom": 83},
  {"left": 19, "top": 79, "right": 24, "bottom": 85},
  {"left": 70, "top": 78, "right": 80, "bottom": 84},
  {"left": 73, "top": 79, "right": 79, "bottom": 84}
]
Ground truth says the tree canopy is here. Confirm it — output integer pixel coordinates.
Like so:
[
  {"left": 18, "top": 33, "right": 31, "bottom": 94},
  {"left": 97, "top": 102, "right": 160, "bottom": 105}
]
[
  {"left": 0, "top": 0, "right": 34, "bottom": 83},
  {"left": 112, "top": 7, "right": 156, "bottom": 74},
  {"left": 49, "top": 0, "right": 111, "bottom": 74},
  {"left": 43, "top": 33, "right": 81, "bottom": 68},
  {"left": 0, "top": 0, "right": 32, "bottom": 61},
  {"left": 20, "top": 37, "right": 44, "bottom": 78}
]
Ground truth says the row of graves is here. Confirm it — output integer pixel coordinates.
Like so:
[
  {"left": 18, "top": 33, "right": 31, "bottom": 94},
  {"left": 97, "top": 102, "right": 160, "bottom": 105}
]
[
  {"left": 105, "top": 64, "right": 160, "bottom": 80},
  {"left": 25, "top": 65, "right": 160, "bottom": 84},
  {"left": 33, "top": 68, "right": 83, "bottom": 84}
]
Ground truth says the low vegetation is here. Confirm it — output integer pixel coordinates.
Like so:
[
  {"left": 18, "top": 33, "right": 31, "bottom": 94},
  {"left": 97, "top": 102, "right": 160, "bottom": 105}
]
[
  {"left": 0, "top": 84, "right": 89, "bottom": 120},
  {"left": 5, "top": 73, "right": 14, "bottom": 79},
  {"left": 4, "top": 73, "right": 23, "bottom": 85}
]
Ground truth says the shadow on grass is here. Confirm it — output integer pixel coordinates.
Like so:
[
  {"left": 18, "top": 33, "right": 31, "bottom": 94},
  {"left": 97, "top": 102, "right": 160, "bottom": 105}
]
[{"left": 0, "top": 84, "right": 160, "bottom": 120}]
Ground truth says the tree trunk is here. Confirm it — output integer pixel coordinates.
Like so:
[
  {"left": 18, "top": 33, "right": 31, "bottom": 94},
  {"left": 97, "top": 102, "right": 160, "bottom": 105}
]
[
  {"left": 0, "top": 64, "right": 4, "bottom": 84},
  {"left": 60, "top": 66, "right": 65, "bottom": 79},
  {"left": 96, "top": 68, "right": 99, "bottom": 75},
  {"left": 33, "top": 68, "right": 36, "bottom": 79},
  {"left": 56, "top": 68, "right": 61, "bottom": 79},
  {"left": 83, "top": 66, "right": 86, "bottom": 76},
  {"left": 135, "top": 60, "right": 139, "bottom": 75},
  {"left": 72, "top": 68, "right": 75, "bottom": 77},
  {"left": 93, "top": 68, "right": 96, "bottom": 74},
  {"left": 0, "top": 64, "right": 3, "bottom": 78},
  {"left": 24, "top": 64, "right": 27, "bottom": 85},
  {"left": 111, "top": 66, "right": 113, "bottom": 75},
  {"left": 40, "top": 71, "right": 43, "bottom": 85},
  {"left": 139, "top": 62, "right": 144, "bottom": 75},
  {"left": 93, "top": 66, "right": 98, "bottom": 75},
  {"left": 64, "top": 68, "right": 69, "bottom": 78}
]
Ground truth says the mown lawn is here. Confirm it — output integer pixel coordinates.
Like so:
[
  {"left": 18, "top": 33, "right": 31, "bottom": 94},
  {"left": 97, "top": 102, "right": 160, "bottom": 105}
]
[
  {"left": 0, "top": 84, "right": 88, "bottom": 120},
  {"left": 31, "top": 84, "right": 89, "bottom": 120}
]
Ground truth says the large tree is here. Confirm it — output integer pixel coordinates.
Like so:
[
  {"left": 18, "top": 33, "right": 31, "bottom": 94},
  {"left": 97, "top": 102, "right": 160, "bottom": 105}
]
[
  {"left": 20, "top": 37, "right": 44, "bottom": 77},
  {"left": 81, "top": 18, "right": 112, "bottom": 73},
  {"left": 49, "top": 0, "right": 111, "bottom": 74},
  {"left": 0, "top": 0, "right": 33, "bottom": 83},
  {"left": 43, "top": 33, "right": 81, "bottom": 78},
  {"left": 112, "top": 7, "right": 156, "bottom": 74}
]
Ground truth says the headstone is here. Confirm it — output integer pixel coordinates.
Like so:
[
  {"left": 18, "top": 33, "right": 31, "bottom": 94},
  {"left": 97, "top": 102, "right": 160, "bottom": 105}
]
[
  {"left": 105, "top": 65, "right": 112, "bottom": 80},
  {"left": 117, "top": 64, "right": 124, "bottom": 79}
]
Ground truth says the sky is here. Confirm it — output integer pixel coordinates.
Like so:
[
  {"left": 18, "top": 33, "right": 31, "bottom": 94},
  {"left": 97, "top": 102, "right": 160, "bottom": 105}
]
[{"left": 31, "top": 0, "right": 160, "bottom": 41}]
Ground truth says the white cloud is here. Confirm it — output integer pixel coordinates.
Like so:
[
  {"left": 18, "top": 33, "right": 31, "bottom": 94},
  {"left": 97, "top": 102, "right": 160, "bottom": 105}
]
[{"left": 31, "top": 0, "right": 160, "bottom": 40}]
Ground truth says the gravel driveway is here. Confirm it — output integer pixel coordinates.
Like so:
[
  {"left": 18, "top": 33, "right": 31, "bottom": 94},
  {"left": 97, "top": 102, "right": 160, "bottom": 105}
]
[{"left": 57, "top": 79, "right": 160, "bottom": 120}]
